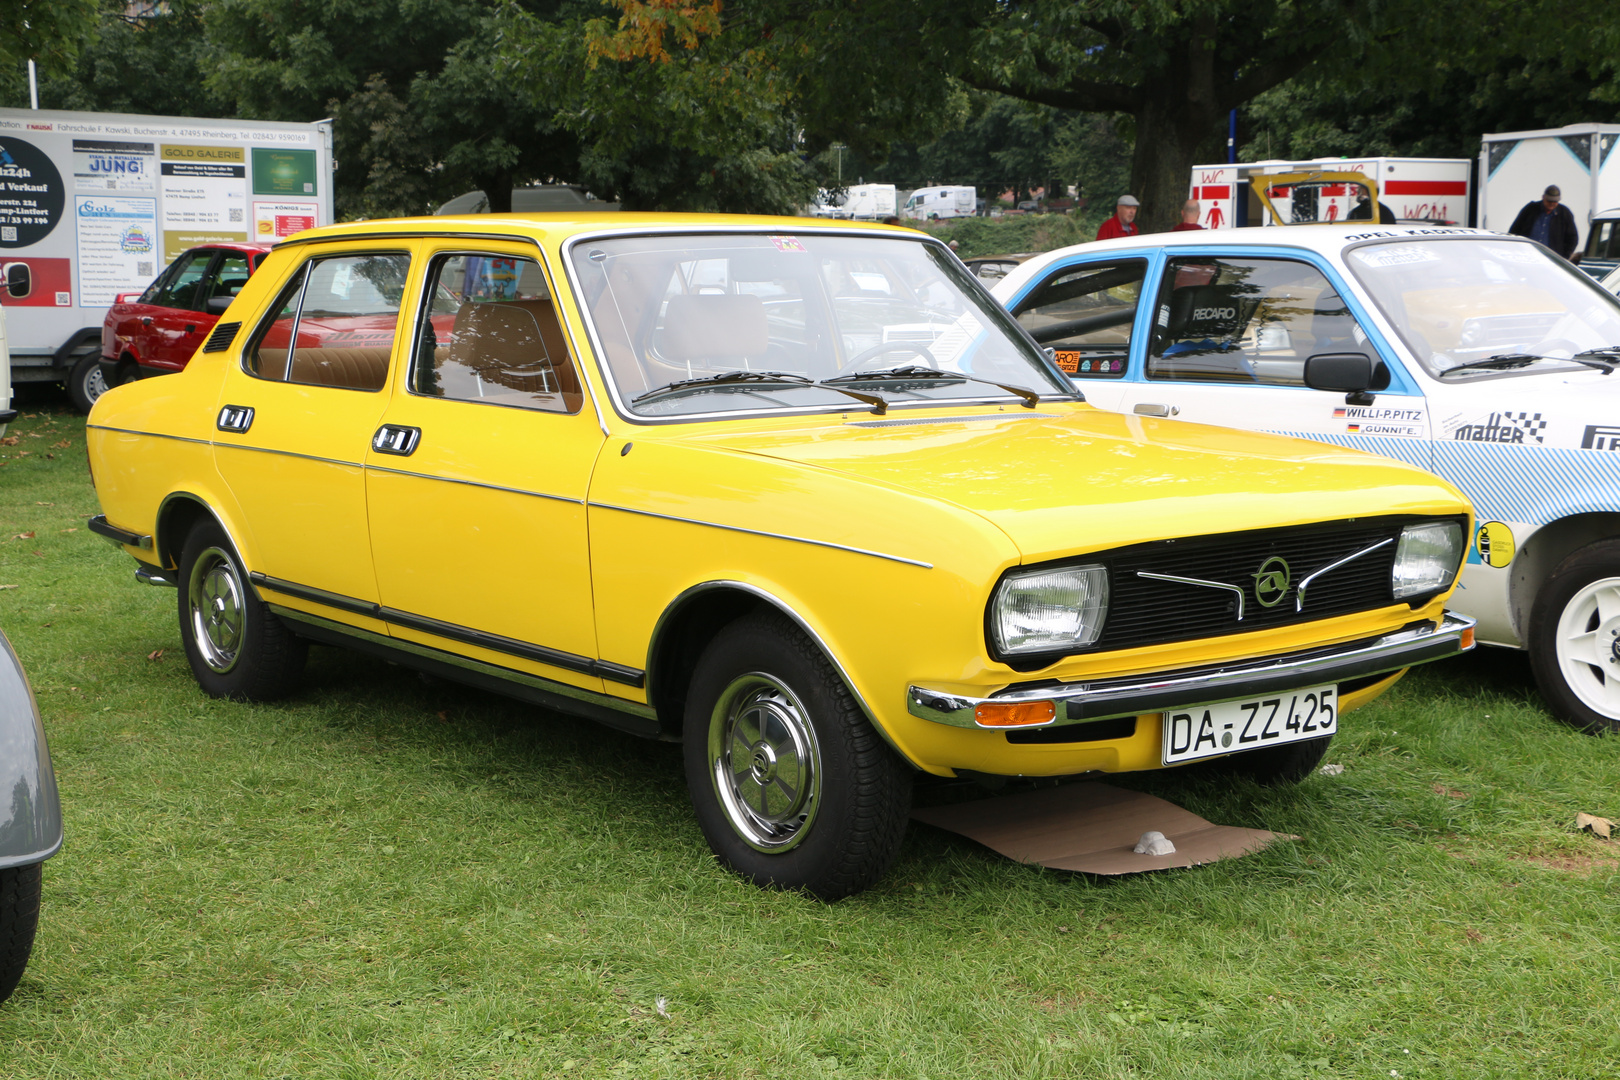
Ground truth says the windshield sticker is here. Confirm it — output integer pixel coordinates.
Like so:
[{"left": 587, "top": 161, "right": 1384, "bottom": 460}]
[
  {"left": 1076, "top": 358, "right": 1124, "bottom": 374},
  {"left": 1479, "top": 244, "right": 1543, "bottom": 265},
  {"left": 1349, "top": 245, "right": 1443, "bottom": 268},
  {"left": 1449, "top": 411, "right": 1546, "bottom": 444},
  {"left": 768, "top": 236, "right": 806, "bottom": 252},
  {"left": 1476, "top": 521, "right": 1516, "bottom": 568},
  {"left": 1334, "top": 405, "right": 1424, "bottom": 422},
  {"left": 1053, "top": 350, "right": 1079, "bottom": 373},
  {"left": 1582, "top": 424, "right": 1620, "bottom": 451}
]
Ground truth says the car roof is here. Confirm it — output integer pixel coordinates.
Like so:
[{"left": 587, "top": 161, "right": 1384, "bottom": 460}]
[{"left": 275, "top": 212, "right": 930, "bottom": 247}]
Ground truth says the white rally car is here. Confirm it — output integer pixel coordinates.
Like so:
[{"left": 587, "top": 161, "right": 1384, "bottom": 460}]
[{"left": 993, "top": 225, "right": 1620, "bottom": 732}]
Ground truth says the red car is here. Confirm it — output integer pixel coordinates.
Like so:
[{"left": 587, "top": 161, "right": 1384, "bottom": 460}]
[{"left": 95, "top": 243, "right": 275, "bottom": 406}]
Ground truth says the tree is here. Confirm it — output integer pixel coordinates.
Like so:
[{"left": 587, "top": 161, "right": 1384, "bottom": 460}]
[
  {"left": 29, "top": 1, "right": 230, "bottom": 118},
  {"left": 0, "top": 0, "right": 98, "bottom": 82}
]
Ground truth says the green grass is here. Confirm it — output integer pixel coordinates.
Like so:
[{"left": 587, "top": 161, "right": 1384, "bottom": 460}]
[
  {"left": 3, "top": 389, "right": 1619, "bottom": 1078},
  {"left": 920, "top": 213, "right": 1108, "bottom": 260}
]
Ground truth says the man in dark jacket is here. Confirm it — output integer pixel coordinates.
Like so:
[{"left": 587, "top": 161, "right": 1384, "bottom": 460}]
[{"left": 1509, "top": 185, "right": 1580, "bottom": 259}]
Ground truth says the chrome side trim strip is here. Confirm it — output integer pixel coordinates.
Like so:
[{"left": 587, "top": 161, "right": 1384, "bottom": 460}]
[
  {"left": 87, "top": 513, "right": 152, "bottom": 550},
  {"left": 1136, "top": 571, "right": 1245, "bottom": 621},
  {"left": 270, "top": 606, "right": 662, "bottom": 736},
  {"left": 363, "top": 464, "right": 584, "bottom": 505},
  {"left": 85, "top": 424, "right": 211, "bottom": 447},
  {"left": 908, "top": 613, "right": 1476, "bottom": 729},
  {"left": 1296, "top": 538, "right": 1394, "bottom": 613},
  {"left": 248, "top": 571, "right": 646, "bottom": 687},
  {"left": 213, "top": 442, "right": 363, "bottom": 469},
  {"left": 590, "top": 503, "right": 933, "bottom": 569}
]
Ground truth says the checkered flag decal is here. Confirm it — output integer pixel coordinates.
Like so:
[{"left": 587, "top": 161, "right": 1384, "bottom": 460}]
[{"left": 1508, "top": 412, "right": 1547, "bottom": 444}]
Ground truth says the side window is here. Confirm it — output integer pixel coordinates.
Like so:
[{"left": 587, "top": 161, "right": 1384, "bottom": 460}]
[
  {"left": 1012, "top": 259, "right": 1146, "bottom": 377},
  {"left": 246, "top": 252, "right": 410, "bottom": 390},
  {"left": 207, "top": 254, "right": 251, "bottom": 306},
  {"left": 1148, "top": 256, "right": 1375, "bottom": 385},
  {"left": 150, "top": 251, "right": 214, "bottom": 311},
  {"left": 411, "top": 252, "right": 582, "bottom": 413}
]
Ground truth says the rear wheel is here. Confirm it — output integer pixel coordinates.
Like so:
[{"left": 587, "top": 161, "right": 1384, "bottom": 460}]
[
  {"left": 0, "top": 862, "right": 42, "bottom": 1005},
  {"left": 682, "top": 611, "right": 912, "bottom": 900},
  {"left": 1528, "top": 540, "right": 1620, "bottom": 733},
  {"left": 67, "top": 354, "right": 107, "bottom": 413},
  {"left": 177, "top": 519, "right": 306, "bottom": 701}
]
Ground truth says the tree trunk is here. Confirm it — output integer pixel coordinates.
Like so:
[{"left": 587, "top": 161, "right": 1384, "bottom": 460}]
[{"left": 1128, "top": 27, "right": 1225, "bottom": 234}]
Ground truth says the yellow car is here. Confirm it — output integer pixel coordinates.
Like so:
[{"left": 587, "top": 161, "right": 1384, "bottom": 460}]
[{"left": 86, "top": 214, "right": 1475, "bottom": 898}]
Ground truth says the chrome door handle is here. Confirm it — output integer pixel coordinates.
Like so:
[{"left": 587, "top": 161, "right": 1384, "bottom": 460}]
[
  {"left": 216, "top": 404, "right": 254, "bottom": 433},
  {"left": 372, "top": 425, "right": 420, "bottom": 456},
  {"left": 1133, "top": 402, "right": 1179, "bottom": 417}
]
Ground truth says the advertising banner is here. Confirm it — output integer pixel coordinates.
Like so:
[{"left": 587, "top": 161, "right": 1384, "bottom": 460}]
[
  {"left": 0, "top": 136, "right": 66, "bottom": 247},
  {"left": 251, "top": 148, "right": 318, "bottom": 196},
  {"left": 72, "top": 139, "right": 156, "bottom": 193},
  {"left": 74, "top": 195, "right": 158, "bottom": 306},
  {"left": 0, "top": 256, "right": 72, "bottom": 307},
  {"left": 160, "top": 143, "right": 248, "bottom": 260},
  {"left": 253, "top": 201, "right": 318, "bottom": 240}
]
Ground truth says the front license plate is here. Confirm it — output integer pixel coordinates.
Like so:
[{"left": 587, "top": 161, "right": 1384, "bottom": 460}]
[{"left": 1162, "top": 684, "right": 1337, "bottom": 765}]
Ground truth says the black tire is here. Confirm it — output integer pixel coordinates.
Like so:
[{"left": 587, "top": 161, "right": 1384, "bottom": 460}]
[
  {"left": 1224, "top": 734, "right": 1332, "bottom": 786},
  {"left": 1527, "top": 539, "right": 1620, "bottom": 733},
  {"left": 177, "top": 518, "right": 307, "bottom": 701},
  {"left": 67, "top": 353, "right": 107, "bottom": 413},
  {"left": 0, "top": 862, "right": 42, "bottom": 1005},
  {"left": 682, "top": 611, "right": 912, "bottom": 900}
]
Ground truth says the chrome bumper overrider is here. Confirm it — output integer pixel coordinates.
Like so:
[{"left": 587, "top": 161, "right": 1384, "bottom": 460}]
[{"left": 908, "top": 613, "right": 1476, "bottom": 730}]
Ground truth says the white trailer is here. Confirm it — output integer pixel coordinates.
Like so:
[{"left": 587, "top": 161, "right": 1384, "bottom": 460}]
[
  {"left": 901, "top": 186, "right": 976, "bottom": 220},
  {"left": 1189, "top": 157, "right": 1471, "bottom": 229},
  {"left": 842, "top": 184, "right": 897, "bottom": 220},
  {"left": 0, "top": 107, "right": 333, "bottom": 401},
  {"left": 1479, "top": 123, "right": 1620, "bottom": 263}
]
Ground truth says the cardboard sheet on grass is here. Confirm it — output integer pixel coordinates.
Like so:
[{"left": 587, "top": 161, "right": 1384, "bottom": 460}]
[{"left": 911, "top": 782, "right": 1295, "bottom": 874}]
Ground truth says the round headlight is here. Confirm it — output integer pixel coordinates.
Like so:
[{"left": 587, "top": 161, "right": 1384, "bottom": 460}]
[
  {"left": 991, "top": 565, "right": 1109, "bottom": 656},
  {"left": 1392, "top": 522, "right": 1464, "bottom": 599}
]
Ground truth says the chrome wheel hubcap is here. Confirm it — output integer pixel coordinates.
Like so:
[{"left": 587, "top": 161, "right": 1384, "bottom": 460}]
[
  {"left": 1554, "top": 575, "right": 1620, "bottom": 721},
  {"left": 188, "top": 546, "right": 245, "bottom": 674},
  {"left": 708, "top": 673, "right": 822, "bottom": 852}
]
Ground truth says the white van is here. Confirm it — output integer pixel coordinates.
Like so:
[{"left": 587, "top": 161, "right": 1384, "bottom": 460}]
[{"left": 901, "top": 186, "right": 976, "bottom": 220}]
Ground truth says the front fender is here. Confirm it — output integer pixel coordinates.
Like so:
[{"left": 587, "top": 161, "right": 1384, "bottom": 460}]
[{"left": 0, "top": 630, "right": 63, "bottom": 870}]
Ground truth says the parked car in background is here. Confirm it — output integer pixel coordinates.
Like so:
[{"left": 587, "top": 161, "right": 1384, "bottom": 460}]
[
  {"left": 994, "top": 225, "right": 1620, "bottom": 732},
  {"left": 87, "top": 213, "right": 1472, "bottom": 898},
  {"left": 0, "top": 627, "right": 64, "bottom": 1004},
  {"left": 94, "top": 243, "right": 275, "bottom": 410},
  {"left": 1584, "top": 208, "right": 1620, "bottom": 281},
  {"left": 963, "top": 252, "right": 1039, "bottom": 284}
]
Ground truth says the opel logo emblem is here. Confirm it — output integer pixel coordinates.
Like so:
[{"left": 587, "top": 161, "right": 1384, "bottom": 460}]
[{"left": 1252, "top": 556, "right": 1291, "bottom": 608}]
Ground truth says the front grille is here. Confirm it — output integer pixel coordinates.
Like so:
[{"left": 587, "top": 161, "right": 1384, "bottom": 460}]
[{"left": 993, "top": 515, "right": 1461, "bottom": 668}]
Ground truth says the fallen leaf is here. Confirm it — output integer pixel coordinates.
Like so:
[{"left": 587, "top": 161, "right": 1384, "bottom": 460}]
[
  {"left": 34, "top": 502, "right": 53, "bottom": 506},
  {"left": 14, "top": 531, "right": 34, "bottom": 540},
  {"left": 1432, "top": 784, "right": 1469, "bottom": 799},
  {"left": 0, "top": 584, "right": 16, "bottom": 590},
  {"left": 1464, "top": 927, "right": 1483, "bottom": 942},
  {"left": 1576, "top": 812, "right": 1613, "bottom": 840},
  {"left": 147, "top": 649, "right": 165, "bottom": 661},
  {"left": 0, "top": 436, "right": 18, "bottom": 446},
  {"left": 52, "top": 440, "right": 70, "bottom": 448},
  {"left": 1320, "top": 763, "right": 1344, "bottom": 776},
  {"left": 25, "top": 432, "right": 40, "bottom": 439},
  {"left": 62, "top": 527, "right": 77, "bottom": 533}
]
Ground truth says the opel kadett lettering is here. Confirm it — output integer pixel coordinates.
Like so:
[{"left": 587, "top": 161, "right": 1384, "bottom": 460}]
[{"left": 86, "top": 214, "right": 1474, "bottom": 897}]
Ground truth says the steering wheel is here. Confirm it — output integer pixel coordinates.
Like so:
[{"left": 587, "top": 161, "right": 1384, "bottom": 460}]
[{"left": 836, "top": 341, "right": 939, "bottom": 374}]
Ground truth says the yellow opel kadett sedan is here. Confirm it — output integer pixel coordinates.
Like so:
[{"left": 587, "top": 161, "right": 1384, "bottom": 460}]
[{"left": 86, "top": 214, "right": 1476, "bottom": 898}]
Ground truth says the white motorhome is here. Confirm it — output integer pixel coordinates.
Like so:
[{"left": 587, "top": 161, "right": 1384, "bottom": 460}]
[
  {"left": 842, "top": 184, "right": 897, "bottom": 220},
  {"left": 0, "top": 108, "right": 333, "bottom": 408},
  {"left": 1190, "top": 158, "right": 1471, "bottom": 229},
  {"left": 901, "top": 186, "right": 976, "bottom": 220},
  {"left": 1479, "top": 124, "right": 1620, "bottom": 275}
]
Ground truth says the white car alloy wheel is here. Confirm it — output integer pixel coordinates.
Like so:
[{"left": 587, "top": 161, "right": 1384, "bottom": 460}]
[{"left": 1553, "top": 575, "right": 1620, "bottom": 722}]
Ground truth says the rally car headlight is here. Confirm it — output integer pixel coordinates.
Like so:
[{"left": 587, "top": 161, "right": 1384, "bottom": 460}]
[
  {"left": 991, "top": 565, "right": 1109, "bottom": 655},
  {"left": 1391, "top": 522, "right": 1464, "bottom": 599}
]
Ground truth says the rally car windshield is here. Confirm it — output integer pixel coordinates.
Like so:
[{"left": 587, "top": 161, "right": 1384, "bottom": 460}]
[
  {"left": 1346, "top": 237, "right": 1620, "bottom": 379},
  {"left": 568, "top": 231, "right": 1074, "bottom": 418}
]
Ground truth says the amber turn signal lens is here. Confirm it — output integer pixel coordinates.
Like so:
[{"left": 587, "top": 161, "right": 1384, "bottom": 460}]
[
  {"left": 1460, "top": 626, "right": 1475, "bottom": 649},
  {"left": 973, "top": 700, "right": 1057, "bottom": 728}
]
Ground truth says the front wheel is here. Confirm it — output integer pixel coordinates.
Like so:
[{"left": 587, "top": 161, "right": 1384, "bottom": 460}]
[
  {"left": 67, "top": 354, "right": 107, "bottom": 413},
  {"left": 682, "top": 611, "right": 912, "bottom": 900},
  {"left": 177, "top": 519, "right": 307, "bottom": 701},
  {"left": 1528, "top": 540, "right": 1620, "bottom": 733},
  {"left": 0, "top": 862, "right": 42, "bottom": 1005},
  {"left": 1224, "top": 734, "right": 1332, "bottom": 785}
]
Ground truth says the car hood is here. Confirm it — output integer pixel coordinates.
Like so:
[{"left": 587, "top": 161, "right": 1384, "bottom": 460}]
[{"left": 687, "top": 406, "right": 1466, "bottom": 562}]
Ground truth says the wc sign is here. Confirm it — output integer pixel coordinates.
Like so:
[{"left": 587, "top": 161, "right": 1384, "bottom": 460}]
[{"left": 1190, "top": 168, "right": 1235, "bottom": 229}]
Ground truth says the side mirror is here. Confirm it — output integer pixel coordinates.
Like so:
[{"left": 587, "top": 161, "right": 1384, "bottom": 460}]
[
  {"left": 4, "top": 262, "right": 30, "bottom": 299},
  {"left": 204, "top": 296, "right": 233, "bottom": 314},
  {"left": 1305, "top": 352, "right": 1387, "bottom": 405}
]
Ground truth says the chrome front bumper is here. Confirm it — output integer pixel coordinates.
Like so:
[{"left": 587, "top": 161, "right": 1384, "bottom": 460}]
[{"left": 909, "top": 613, "right": 1475, "bottom": 730}]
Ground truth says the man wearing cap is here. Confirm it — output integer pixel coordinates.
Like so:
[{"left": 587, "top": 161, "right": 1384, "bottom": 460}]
[
  {"left": 1096, "top": 195, "right": 1141, "bottom": 241},
  {"left": 1509, "top": 185, "right": 1580, "bottom": 260}
]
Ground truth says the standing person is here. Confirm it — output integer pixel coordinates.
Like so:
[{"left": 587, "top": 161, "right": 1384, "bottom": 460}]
[
  {"left": 1346, "top": 192, "right": 1398, "bottom": 224},
  {"left": 1509, "top": 185, "right": 1580, "bottom": 260},
  {"left": 1095, "top": 195, "right": 1140, "bottom": 241},
  {"left": 1171, "top": 199, "right": 1204, "bottom": 231}
]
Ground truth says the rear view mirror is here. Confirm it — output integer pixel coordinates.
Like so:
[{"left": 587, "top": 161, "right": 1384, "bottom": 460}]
[
  {"left": 1305, "top": 352, "right": 1388, "bottom": 404},
  {"left": 205, "top": 296, "right": 233, "bottom": 314},
  {"left": 4, "top": 262, "right": 30, "bottom": 299}
]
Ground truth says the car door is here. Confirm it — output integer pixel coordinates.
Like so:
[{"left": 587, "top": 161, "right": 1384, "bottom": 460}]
[
  {"left": 142, "top": 249, "right": 219, "bottom": 371},
  {"left": 1006, "top": 254, "right": 1153, "bottom": 413},
  {"left": 363, "top": 243, "right": 609, "bottom": 695},
  {"left": 212, "top": 242, "right": 415, "bottom": 632},
  {"left": 1111, "top": 252, "right": 1434, "bottom": 469}
]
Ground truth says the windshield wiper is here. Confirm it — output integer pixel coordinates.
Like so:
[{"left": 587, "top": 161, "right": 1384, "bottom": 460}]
[
  {"left": 1439, "top": 353, "right": 1617, "bottom": 378},
  {"left": 823, "top": 364, "right": 1043, "bottom": 408},
  {"left": 631, "top": 369, "right": 890, "bottom": 412}
]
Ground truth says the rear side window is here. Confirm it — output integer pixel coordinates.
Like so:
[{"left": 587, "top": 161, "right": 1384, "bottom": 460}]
[
  {"left": 246, "top": 252, "right": 410, "bottom": 391},
  {"left": 410, "top": 252, "right": 582, "bottom": 413},
  {"left": 1011, "top": 259, "right": 1147, "bottom": 377}
]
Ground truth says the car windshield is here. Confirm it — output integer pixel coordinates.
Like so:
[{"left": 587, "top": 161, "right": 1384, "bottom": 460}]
[
  {"left": 568, "top": 231, "right": 1073, "bottom": 418},
  {"left": 1345, "top": 237, "right": 1620, "bottom": 378}
]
